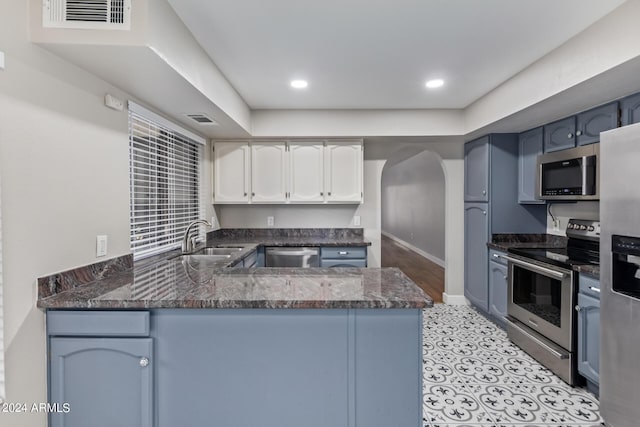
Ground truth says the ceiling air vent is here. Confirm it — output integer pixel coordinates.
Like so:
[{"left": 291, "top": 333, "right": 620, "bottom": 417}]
[
  {"left": 185, "top": 114, "right": 219, "bottom": 126},
  {"left": 43, "top": 0, "right": 131, "bottom": 30}
]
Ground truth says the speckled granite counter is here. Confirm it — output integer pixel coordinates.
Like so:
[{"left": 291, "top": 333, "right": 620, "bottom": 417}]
[
  {"left": 488, "top": 234, "right": 599, "bottom": 278},
  {"left": 207, "top": 227, "right": 372, "bottom": 247},
  {"left": 37, "top": 256, "right": 431, "bottom": 310}
]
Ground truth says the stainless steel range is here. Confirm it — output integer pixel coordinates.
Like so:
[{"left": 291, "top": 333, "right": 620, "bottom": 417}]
[{"left": 503, "top": 219, "right": 600, "bottom": 385}]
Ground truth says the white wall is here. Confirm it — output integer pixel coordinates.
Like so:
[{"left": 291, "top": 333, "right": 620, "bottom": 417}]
[
  {"left": 546, "top": 201, "right": 600, "bottom": 236},
  {"left": 0, "top": 2, "right": 212, "bottom": 424},
  {"left": 381, "top": 151, "right": 445, "bottom": 264}
]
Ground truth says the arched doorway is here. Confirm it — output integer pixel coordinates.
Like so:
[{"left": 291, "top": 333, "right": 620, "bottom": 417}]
[{"left": 380, "top": 149, "right": 446, "bottom": 302}]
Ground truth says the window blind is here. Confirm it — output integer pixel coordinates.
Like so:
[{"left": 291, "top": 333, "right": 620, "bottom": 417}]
[{"left": 128, "top": 102, "right": 205, "bottom": 259}]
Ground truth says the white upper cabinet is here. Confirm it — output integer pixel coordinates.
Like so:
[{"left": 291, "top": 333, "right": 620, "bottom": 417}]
[
  {"left": 214, "top": 142, "right": 250, "bottom": 203},
  {"left": 213, "top": 139, "right": 363, "bottom": 205},
  {"left": 251, "top": 142, "right": 288, "bottom": 203},
  {"left": 324, "top": 141, "right": 363, "bottom": 203},
  {"left": 289, "top": 142, "right": 325, "bottom": 203}
]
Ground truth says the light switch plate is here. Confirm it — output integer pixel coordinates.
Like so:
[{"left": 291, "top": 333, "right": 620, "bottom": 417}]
[
  {"left": 0, "top": 51, "right": 5, "bottom": 70},
  {"left": 96, "top": 235, "right": 108, "bottom": 257},
  {"left": 353, "top": 215, "right": 361, "bottom": 226},
  {"left": 267, "top": 216, "right": 275, "bottom": 227}
]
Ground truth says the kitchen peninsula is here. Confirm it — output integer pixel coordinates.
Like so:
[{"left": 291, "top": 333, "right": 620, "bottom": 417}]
[{"left": 37, "top": 229, "right": 432, "bottom": 427}]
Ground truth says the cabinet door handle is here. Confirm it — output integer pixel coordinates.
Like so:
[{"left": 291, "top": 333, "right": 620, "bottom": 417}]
[
  {"left": 338, "top": 251, "right": 349, "bottom": 255},
  {"left": 575, "top": 305, "right": 581, "bottom": 312},
  {"left": 589, "top": 286, "right": 601, "bottom": 293},
  {"left": 576, "top": 130, "right": 582, "bottom": 136},
  {"left": 567, "top": 133, "right": 573, "bottom": 139},
  {"left": 139, "top": 357, "right": 150, "bottom": 367}
]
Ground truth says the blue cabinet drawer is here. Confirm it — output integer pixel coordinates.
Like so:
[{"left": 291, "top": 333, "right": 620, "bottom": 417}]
[
  {"left": 579, "top": 274, "right": 601, "bottom": 299},
  {"left": 321, "top": 247, "right": 367, "bottom": 260},
  {"left": 489, "top": 249, "right": 507, "bottom": 266},
  {"left": 320, "top": 259, "right": 367, "bottom": 268},
  {"left": 47, "top": 311, "right": 150, "bottom": 337}
]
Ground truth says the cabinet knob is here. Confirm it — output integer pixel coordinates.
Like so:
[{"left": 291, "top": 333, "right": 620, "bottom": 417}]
[
  {"left": 567, "top": 133, "right": 573, "bottom": 139},
  {"left": 139, "top": 357, "right": 150, "bottom": 367},
  {"left": 482, "top": 190, "right": 486, "bottom": 195},
  {"left": 503, "top": 275, "right": 507, "bottom": 280},
  {"left": 576, "top": 130, "right": 582, "bottom": 136},
  {"left": 575, "top": 305, "right": 581, "bottom": 312},
  {"left": 483, "top": 210, "right": 487, "bottom": 215}
]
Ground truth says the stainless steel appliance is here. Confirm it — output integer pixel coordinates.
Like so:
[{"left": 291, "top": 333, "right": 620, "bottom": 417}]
[
  {"left": 265, "top": 247, "right": 319, "bottom": 267},
  {"left": 600, "top": 123, "right": 640, "bottom": 427},
  {"left": 537, "top": 144, "right": 600, "bottom": 200},
  {"left": 504, "top": 219, "right": 600, "bottom": 385}
]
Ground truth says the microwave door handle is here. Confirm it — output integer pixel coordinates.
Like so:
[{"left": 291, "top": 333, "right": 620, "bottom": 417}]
[
  {"left": 502, "top": 255, "right": 568, "bottom": 280},
  {"left": 582, "top": 157, "right": 588, "bottom": 196}
]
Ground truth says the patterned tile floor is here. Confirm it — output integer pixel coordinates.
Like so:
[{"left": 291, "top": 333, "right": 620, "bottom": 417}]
[{"left": 422, "top": 304, "right": 602, "bottom": 427}]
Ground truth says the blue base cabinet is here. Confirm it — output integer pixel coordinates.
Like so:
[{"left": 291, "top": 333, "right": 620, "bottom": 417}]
[
  {"left": 47, "top": 308, "right": 421, "bottom": 427},
  {"left": 488, "top": 249, "right": 508, "bottom": 327},
  {"left": 576, "top": 274, "right": 600, "bottom": 395},
  {"left": 320, "top": 246, "right": 367, "bottom": 267}
]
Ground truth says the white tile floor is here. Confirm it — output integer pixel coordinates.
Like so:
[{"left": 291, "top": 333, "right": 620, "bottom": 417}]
[{"left": 422, "top": 304, "right": 603, "bottom": 427}]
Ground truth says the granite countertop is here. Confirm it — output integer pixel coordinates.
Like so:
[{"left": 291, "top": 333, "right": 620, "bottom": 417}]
[
  {"left": 37, "top": 228, "right": 430, "bottom": 310},
  {"left": 207, "top": 228, "right": 372, "bottom": 247},
  {"left": 488, "top": 234, "right": 600, "bottom": 278}
]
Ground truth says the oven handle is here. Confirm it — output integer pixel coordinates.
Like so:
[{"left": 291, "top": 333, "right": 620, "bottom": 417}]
[{"left": 502, "top": 255, "right": 569, "bottom": 280}]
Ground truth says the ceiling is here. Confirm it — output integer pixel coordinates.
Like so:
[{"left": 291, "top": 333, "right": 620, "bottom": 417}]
[{"left": 167, "top": 0, "right": 626, "bottom": 110}]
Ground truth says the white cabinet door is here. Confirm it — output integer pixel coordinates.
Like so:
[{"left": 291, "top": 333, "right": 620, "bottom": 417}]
[
  {"left": 214, "top": 142, "right": 250, "bottom": 203},
  {"left": 324, "top": 141, "right": 363, "bottom": 203},
  {"left": 251, "top": 142, "right": 288, "bottom": 203},
  {"left": 289, "top": 142, "right": 325, "bottom": 203}
]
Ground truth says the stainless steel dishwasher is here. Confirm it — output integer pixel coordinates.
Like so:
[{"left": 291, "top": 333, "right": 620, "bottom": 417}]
[{"left": 265, "top": 247, "right": 320, "bottom": 267}]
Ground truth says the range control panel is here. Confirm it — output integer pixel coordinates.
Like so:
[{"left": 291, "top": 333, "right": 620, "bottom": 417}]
[{"left": 566, "top": 219, "right": 600, "bottom": 241}]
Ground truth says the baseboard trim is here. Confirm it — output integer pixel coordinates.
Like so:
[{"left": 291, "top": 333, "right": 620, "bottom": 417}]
[
  {"left": 442, "top": 293, "right": 469, "bottom": 306},
  {"left": 381, "top": 231, "right": 445, "bottom": 267}
]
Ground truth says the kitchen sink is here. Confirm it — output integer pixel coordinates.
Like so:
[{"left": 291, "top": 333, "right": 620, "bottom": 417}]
[
  {"left": 180, "top": 254, "right": 231, "bottom": 261},
  {"left": 192, "top": 247, "right": 243, "bottom": 256}
]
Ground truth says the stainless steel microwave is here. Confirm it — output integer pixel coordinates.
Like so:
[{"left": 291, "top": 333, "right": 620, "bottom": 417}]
[{"left": 537, "top": 144, "right": 599, "bottom": 201}]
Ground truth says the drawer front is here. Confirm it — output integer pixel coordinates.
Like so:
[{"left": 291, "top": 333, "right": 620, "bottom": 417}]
[
  {"left": 321, "top": 247, "right": 367, "bottom": 260},
  {"left": 489, "top": 249, "right": 508, "bottom": 266},
  {"left": 579, "top": 274, "right": 601, "bottom": 299},
  {"left": 47, "top": 311, "right": 150, "bottom": 337},
  {"left": 320, "top": 259, "right": 367, "bottom": 268},
  {"left": 243, "top": 250, "right": 258, "bottom": 268}
]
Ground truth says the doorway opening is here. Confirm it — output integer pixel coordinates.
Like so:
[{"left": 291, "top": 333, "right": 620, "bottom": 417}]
[{"left": 380, "top": 149, "right": 445, "bottom": 303}]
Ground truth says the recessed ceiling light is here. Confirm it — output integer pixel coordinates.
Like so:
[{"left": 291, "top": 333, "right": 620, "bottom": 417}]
[
  {"left": 291, "top": 79, "right": 308, "bottom": 89},
  {"left": 425, "top": 79, "right": 444, "bottom": 89}
]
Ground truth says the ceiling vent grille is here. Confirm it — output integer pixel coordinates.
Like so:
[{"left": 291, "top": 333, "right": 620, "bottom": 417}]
[
  {"left": 43, "top": 0, "right": 131, "bottom": 30},
  {"left": 185, "top": 114, "right": 219, "bottom": 126}
]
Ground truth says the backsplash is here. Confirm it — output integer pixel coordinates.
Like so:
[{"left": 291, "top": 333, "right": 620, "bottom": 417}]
[
  {"left": 207, "top": 228, "right": 364, "bottom": 242},
  {"left": 546, "top": 201, "right": 599, "bottom": 236}
]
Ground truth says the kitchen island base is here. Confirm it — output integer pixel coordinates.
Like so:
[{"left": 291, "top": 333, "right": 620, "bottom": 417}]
[{"left": 47, "top": 308, "right": 423, "bottom": 427}]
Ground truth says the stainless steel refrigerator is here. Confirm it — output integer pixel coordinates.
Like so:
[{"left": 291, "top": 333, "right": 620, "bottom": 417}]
[{"left": 600, "top": 122, "right": 640, "bottom": 427}]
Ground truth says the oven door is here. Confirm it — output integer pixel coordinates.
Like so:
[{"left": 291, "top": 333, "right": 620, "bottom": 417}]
[{"left": 505, "top": 255, "right": 575, "bottom": 351}]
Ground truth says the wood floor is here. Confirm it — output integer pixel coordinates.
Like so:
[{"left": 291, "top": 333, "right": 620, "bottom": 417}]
[{"left": 381, "top": 234, "right": 445, "bottom": 303}]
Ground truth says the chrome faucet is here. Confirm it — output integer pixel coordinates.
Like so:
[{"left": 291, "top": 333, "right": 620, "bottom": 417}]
[{"left": 181, "top": 219, "right": 212, "bottom": 253}]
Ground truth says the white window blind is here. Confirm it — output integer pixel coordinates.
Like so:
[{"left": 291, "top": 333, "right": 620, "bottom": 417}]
[{"left": 128, "top": 102, "right": 205, "bottom": 259}]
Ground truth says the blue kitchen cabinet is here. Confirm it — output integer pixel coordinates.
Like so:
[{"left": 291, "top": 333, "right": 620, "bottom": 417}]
[
  {"left": 544, "top": 116, "right": 576, "bottom": 152},
  {"left": 464, "top": 136, "right": 490, "bottom": 202},
  {"left": 47, "top": 311, "right": 153, "bottom": 427},
  {"left": 488, "top": 249, "right": 508, "bottom": 327},
  {"left": 320, "top": 246, "right": 368, "bottom": 267},
  {"left": 464, "top": 203, "right": 490, "bottom": 311},
  {"left": 49, "top": 338, "right": 153, "bottom": 427},
  {"left": 576, "top": 102, "right": 619, "bottom": 146},
  {"left": 464, "top": 134, "right": 546, "bottom": 315},
  {"left": 621, "top": 92, "right": 640, "bottom": 126},
  {"left": 518, "top": 127, "right": 544, "bottom": 204},
  {"left": 577, "top": 274, "right": 600, "bottom": 395}
]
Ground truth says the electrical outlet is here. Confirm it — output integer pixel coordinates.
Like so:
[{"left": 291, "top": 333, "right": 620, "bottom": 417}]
[
  {"left": 267, "top": 216, "right": 275, "bottom": 227},
  {"left": 353, "top": 215, "right": 361, "bottom": 226},
  {"left": 553, "top": 219, "right": 560, "bottom": 231},
  {"left": 96, "top": 235, "right": 108, "bottom": 257}
]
